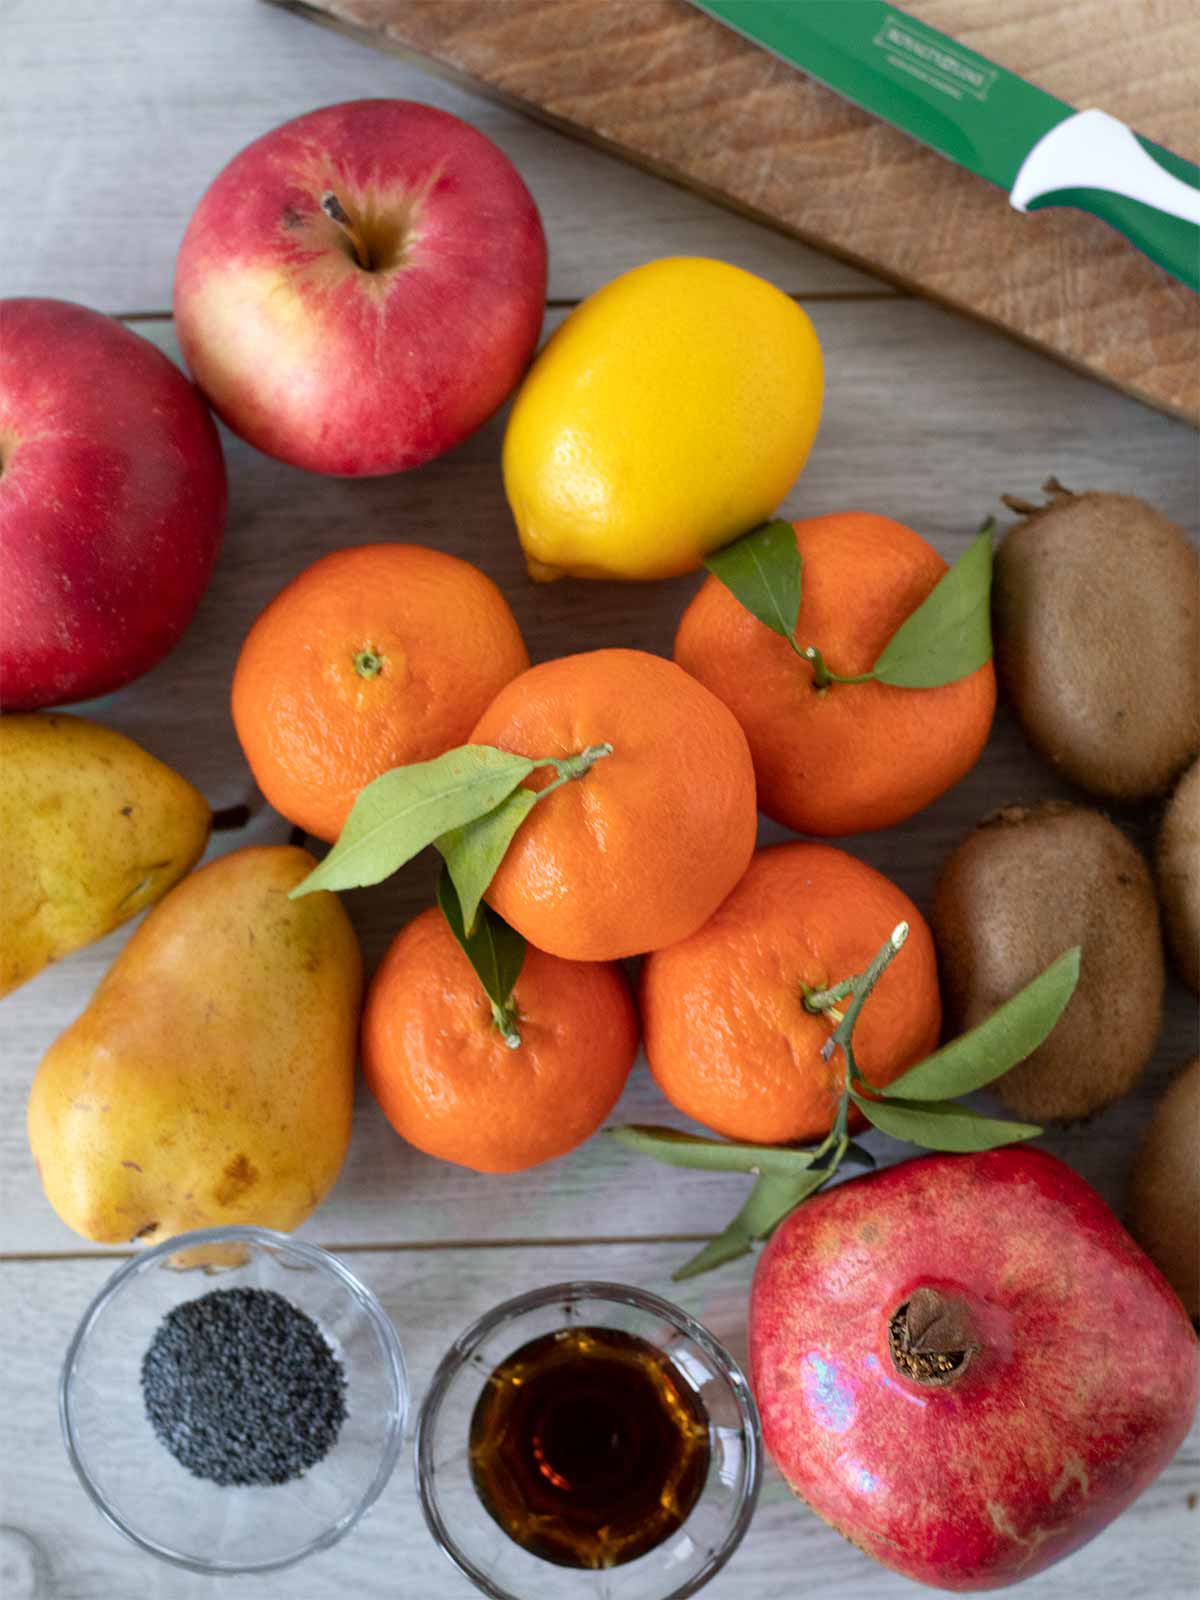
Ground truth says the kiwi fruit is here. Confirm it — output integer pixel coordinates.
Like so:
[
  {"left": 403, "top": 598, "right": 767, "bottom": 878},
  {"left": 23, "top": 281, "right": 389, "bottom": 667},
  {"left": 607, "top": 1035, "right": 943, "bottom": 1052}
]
[
  {"left": 1128, "top": 1059, "right": 1199, "bottom": 1318},
  {"left": 993, "top": 480, "right": 1199, "bottom": 802},
  {"left": 933, "top": 801, "right": 1164, "bottom": 1122},
  {"left": 1157, "top": 759, "right": 1199, "bottom": 992}
]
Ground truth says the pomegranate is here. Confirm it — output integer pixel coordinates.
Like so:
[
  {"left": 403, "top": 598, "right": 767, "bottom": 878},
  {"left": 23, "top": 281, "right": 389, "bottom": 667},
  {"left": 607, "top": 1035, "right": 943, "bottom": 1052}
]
[{"left": 748, "top": 1147, "right": 1198, "bottom": 1591}]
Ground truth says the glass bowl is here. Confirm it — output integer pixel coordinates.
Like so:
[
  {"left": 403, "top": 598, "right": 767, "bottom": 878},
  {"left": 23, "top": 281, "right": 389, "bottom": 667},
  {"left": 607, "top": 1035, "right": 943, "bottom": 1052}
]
[
  {"left": 416, "top": 1281, "right": 761, "bottom": 1600},
  {"left": 60, "top": 1225, "right": 407, "bottom": 1575}
]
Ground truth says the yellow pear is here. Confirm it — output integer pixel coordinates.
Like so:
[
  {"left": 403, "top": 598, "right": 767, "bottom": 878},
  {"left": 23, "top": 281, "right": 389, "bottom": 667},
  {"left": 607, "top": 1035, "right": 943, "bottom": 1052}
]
[
  {"left": 28, "top": 846, "right": 361, "bottom": 1245},
  {"left": 0, "top": 714, "right": 210, "bottom": 998}
]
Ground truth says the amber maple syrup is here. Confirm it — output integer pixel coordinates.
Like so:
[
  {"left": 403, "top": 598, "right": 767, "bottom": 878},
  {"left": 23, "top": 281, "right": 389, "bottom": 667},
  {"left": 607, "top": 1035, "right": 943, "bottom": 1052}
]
[{"left": 468, "top": 1324, "right": 712, "bottom": 1570}]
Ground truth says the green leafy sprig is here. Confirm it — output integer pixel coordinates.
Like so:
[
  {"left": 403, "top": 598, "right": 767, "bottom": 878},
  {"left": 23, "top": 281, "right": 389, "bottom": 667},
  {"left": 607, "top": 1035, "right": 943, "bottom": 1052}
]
[
  {"left": 612, "top": 940, "right": 1080, "bottom": 1280},
  {"left": 289, "top": 740, "right": 611, "bottom": 925},
  {"left": 704, "top": 518, "right": 994, "bottom": 689}
]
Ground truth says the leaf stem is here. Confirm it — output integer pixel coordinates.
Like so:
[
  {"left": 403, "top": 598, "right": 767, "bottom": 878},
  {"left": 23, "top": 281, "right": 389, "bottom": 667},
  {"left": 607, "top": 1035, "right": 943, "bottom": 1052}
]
[
  {"left": 535, "top": 741, "right": 613, "bottom": 800},
  {"left": 490, "top": 1000, "right": 521, "bottom": 1050},
  {"left": 802, "top": 974, "right": 857, "bottom": 1014},
  {"left": 820, "top": 923, "right": 909, "bottom": 1065},
  {"left": 795, "top": 640, "right": 875, "bottom": 689},
  {"left": 819, "top": 921, "right": 909, "bottom": 1147},
  {"left": 807, "top": 924, "right": 909, "bottom": 1137}
]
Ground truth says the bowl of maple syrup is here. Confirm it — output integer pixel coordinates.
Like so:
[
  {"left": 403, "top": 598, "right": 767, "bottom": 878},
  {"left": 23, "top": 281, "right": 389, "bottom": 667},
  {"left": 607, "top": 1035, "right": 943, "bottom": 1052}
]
[{"left": 415, "top": 1281, "right": 761, "bottom": 1600}]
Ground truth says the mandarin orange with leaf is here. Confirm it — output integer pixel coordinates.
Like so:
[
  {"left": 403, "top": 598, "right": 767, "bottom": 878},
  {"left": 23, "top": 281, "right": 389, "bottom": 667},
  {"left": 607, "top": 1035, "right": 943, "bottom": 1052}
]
[
  {"left": 362, "top": 906, "right": 638, "bottom": 1172},
  {"left": 469, "top": 648, "right": 757, "bottom": 961},
  {"left": 674, "top": 513, "right": 996, "bottom": 836},
  {"left": 232, "top": 544, "right": 529, "bottom": 842},
  {"left": 641, "top": 841, "right": 941, "bottom": 1145}
]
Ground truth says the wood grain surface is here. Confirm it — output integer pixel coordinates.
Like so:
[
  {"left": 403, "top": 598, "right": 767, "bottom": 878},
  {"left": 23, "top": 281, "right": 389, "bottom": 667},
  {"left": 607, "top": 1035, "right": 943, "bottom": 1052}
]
[
  {"left": 276, "top": 0, "right": 1200, "bottom": 422},
  {"left": 0, "top": 0, "right": 882, "bottom": 311},
  {"left": 0, "top": 3, "right": 1197, "bottom": 1596}
]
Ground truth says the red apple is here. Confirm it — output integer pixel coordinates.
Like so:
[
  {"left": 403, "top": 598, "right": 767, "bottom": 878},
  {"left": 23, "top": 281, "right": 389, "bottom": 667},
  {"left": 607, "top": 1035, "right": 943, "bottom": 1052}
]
[
  {"left": 173, "top": 99, "right": 548, "bottom": 476},
  {"left": 0, "top": 299, "right": 227, "bottom": 711},
  {"left": 749, "top": 1148, "right": 1198, "bottom": 1591}
]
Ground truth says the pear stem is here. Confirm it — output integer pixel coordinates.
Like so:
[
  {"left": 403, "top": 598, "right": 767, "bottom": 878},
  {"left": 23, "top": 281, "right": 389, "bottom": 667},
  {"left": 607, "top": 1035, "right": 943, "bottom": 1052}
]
[{"left": 211, "top": 787, "right": 266, "bottom": 832}]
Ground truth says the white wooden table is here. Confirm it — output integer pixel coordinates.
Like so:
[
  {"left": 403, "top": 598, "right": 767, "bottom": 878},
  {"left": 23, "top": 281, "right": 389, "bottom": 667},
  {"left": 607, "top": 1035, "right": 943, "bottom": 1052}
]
[{"left": 2, "top": 4, "right": 1197, "bottom": 1597}]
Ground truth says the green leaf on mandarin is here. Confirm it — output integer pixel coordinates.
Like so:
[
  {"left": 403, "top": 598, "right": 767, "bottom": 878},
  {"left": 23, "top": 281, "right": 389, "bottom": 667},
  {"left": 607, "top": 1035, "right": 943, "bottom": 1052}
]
[
  {"left": 703, "top": 519, "right": 802, "bottom": 642},
  {"left": 610, "top": 1124, "right": 821, "bottom": 1177},
  {"left": 289, "top": 745, "right": 534, "bottom": 898},
  {"left": 673, "top": 1166, "right": 831, "bottom": 1281},
  {"left": 437, "top": 867, "right": 526, "bottom": 1019},
  {"left": 871, "top": 521, "right": 994, "bottom": 688},
  {"left": 436, "top": 787, "right": 537, "bottom": 933},
  {"left": 882, "top": 947, "right": 1080, "bottom": 1101},
  {"left": 850, "top": 1092, "right": 1041, "bottom": 1152}
]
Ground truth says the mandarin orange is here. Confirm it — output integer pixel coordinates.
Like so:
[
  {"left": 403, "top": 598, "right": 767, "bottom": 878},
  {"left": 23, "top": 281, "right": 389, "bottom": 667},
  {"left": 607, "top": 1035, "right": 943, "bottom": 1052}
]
[
  {"left": 674, "top": 513, "right": 996, "bottom": 836},
  {"left": 641, "top": 841, "right": 941, "bottom": 1145},
  {"left": 362, "top": 906, "right": 638, "bottom": 1173},
  {"left": 232, "top": 544, "right": 529, "bottom": 841},
  {"left": 469, "top": 648, "right": 757, "bottom": 961}
]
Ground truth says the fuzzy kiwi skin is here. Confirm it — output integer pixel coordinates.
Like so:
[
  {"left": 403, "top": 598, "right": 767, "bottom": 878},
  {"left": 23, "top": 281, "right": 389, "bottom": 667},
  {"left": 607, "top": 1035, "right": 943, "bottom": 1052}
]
[
  {"left": 933, "top": 802, "right": 1164, "bottom": 1122},
  {"left": 993, "top": 484, "right": 1199, "bottom": 802},
  {"left": 1129, "top": 1059, "right": 1199, "bottom": 1318},
  {"left": 1158, "top": 760, "right": 1199, "bottom": 992}
]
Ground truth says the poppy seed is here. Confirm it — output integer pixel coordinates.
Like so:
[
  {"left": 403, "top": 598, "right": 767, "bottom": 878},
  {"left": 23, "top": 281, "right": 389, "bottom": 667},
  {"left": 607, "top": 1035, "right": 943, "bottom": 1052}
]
[{"left": 140, "top": 1286, "right": 346, "bottom": 1487}]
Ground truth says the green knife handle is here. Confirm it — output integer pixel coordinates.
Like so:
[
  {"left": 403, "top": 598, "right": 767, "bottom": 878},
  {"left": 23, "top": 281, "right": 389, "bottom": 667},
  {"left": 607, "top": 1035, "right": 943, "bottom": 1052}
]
[
  {"left": 1010, "top": 109, "right": 1199, "bottom": 293},
  {"left": 1027, "top": 189, "right": 1199, "bottom": 293}
]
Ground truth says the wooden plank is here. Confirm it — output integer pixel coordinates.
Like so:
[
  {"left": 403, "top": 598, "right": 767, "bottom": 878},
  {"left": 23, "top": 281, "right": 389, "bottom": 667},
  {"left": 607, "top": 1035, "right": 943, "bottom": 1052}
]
[
  {"left": 2, "top": 1247, "right": 1196, "bottom": 1599},
  {"left": 0, "top": 0, "right": 881, "bottom": 315},
  {"left": 280, "top": 0, "right": 1200, "bottom": 422},
  {"left": 1, "top": 305, "right": 1195, "bottom": 1257}
]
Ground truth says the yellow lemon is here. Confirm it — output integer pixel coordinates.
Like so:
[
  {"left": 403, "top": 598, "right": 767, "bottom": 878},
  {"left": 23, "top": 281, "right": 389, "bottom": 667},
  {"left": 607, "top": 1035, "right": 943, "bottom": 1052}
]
[{"left": 503, "top": 257, "right": 823, "bottom": 582}]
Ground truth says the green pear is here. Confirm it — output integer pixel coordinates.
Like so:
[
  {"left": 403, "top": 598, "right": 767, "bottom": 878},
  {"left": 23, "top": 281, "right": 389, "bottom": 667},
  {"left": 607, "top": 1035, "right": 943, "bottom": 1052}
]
[
  {"left": 28, "top": 846, "right": 362, "bottom": 1245},
  {"left": 1, "top": 714, "right": 211, "bottom": 998}
]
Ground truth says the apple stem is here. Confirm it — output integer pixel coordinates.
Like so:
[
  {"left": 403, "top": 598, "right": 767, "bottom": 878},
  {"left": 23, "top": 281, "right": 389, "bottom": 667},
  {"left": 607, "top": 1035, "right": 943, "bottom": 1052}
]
[{"left": 321, "top": 190, "right": 371, "bottom": 271}]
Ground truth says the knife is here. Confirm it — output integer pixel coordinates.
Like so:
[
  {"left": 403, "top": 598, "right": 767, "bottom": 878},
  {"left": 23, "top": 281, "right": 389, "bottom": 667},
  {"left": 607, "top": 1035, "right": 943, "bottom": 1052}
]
[{"left": 689, "top": 0, "right": 1200, "bottom": 291}]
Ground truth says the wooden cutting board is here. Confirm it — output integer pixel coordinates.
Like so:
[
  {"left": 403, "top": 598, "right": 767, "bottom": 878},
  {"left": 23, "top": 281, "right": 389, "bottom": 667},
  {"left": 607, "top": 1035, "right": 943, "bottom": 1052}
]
[{"left": 272, "top": 0, "right": 1199, "bottom": 424}]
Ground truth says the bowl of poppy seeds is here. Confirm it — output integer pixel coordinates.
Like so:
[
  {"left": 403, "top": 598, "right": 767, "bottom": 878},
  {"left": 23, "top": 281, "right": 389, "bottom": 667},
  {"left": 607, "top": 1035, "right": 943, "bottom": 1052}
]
[{"left": 59, "top": 1226, "right": 408, "bottom": 1573}]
